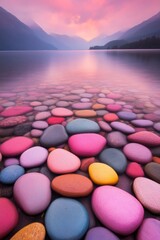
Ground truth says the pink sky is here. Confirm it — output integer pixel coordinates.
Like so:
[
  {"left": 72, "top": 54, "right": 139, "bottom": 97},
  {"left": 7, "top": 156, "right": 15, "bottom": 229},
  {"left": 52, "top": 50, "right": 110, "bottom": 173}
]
[{"left": 1, "top": 0, "right": 160, "bottom": 40}]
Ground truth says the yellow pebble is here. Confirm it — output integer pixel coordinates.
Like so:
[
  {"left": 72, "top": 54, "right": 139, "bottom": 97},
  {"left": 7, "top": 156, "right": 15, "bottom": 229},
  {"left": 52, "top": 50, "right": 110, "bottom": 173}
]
[
  {"left": 89, "top": 162, "right": 118, "bottom": 185},
  {"left": 10, "top": 222, "right": 46, "bottom": 240},
  {"left": 74, "top": 110, "right": 97, "bottom": 117}
]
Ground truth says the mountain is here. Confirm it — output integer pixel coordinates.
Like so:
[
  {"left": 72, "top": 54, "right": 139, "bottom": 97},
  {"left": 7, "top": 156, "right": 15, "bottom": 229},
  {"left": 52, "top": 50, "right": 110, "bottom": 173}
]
[
  {"left": 89, "top": 31, "right": 124, "bottom": 47},
  {"left": 30, "top": 21, "right": 89, "bottom": 50},
  {"left": 0, "top": 7, "right": 56, "bottom": 50},
  {"left": 121, "top": 11, "right": 160, "bottom": 41},
  {"left": 90, "top": 11, "right": 160, "bottom": 49}
]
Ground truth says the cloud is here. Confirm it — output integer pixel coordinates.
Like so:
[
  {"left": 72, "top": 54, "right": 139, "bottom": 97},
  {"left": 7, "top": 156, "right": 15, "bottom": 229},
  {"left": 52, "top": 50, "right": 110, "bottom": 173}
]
[{"left": 1, "top": 0, "right": 160, "bottom": 40}]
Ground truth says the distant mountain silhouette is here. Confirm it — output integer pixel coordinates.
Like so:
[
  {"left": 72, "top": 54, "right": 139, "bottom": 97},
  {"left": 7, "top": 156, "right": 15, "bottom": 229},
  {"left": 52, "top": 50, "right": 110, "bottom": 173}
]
[
  {"left": 89, "top": 31, "right": 124, "bottom": 48},
  {"left": 90, "top": 12, "right": 160, "bottom": 49},
  {"left": 0, "top": 7, "right": 56, "bottom": 50},
  {"left": 30, "top": 21, "right": 89, "bottom": 50}
]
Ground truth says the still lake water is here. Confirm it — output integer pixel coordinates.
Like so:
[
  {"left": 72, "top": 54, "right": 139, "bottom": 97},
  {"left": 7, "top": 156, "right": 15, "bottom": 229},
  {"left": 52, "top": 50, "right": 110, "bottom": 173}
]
[
  {"left": 0, "top": 50, "right": 160, "bottom": 240},
  {"left": 0, "top": 50, "right": 160, "bottom": 95}
]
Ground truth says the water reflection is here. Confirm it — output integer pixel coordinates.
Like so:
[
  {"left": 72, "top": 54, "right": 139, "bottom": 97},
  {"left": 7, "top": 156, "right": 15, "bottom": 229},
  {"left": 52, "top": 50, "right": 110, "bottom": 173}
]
[{"left": 0, "top": 50, "right": 160, "bottom": 95}]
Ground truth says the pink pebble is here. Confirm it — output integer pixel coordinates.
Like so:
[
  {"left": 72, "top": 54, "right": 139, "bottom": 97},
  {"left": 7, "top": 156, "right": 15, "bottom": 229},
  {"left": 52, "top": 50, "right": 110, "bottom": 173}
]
[
  {"left": 0, "top": 198, "right": 19, "bottom": 239},
  {"left": 0, "top": 105, "right": 32, "bottom": 117},
  {"left": 68, "top": 133, "right": 107, "bottom": 157},
  {"left": 51, "top": 107, "right": 73, "bottom": 117},
  {"left": 47, "top": 148, "right": 81, "bottom": 174},
  {"left": 4, "top": 158, "right": 19, "bottom": 167},
  {"left": 92, "top": 186, "right": 144, "bottom": 235},
  {"left": 0, "top": 137, "right": 34, "bottom": 157}
]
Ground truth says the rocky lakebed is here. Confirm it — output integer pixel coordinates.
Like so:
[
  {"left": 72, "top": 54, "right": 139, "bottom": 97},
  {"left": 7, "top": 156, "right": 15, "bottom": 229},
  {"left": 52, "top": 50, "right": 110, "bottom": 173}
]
[{"left": 0, "top": 83, "right": 160, "bottom": 240}]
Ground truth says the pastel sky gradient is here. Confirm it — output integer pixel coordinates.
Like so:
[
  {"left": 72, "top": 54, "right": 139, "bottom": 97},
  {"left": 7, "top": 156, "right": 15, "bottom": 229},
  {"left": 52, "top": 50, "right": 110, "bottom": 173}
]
[{"left": 1, "top": 0, "right": 160, "bottom": 40}]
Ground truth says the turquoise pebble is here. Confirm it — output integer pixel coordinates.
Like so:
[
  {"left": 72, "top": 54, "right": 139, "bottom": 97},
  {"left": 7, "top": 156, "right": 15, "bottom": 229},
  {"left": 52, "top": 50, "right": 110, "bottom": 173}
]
[
  {"left": 45, "top": 198, "right": 89, "bottom": 240},
  {"left": 66, "top": 118, "right": 100, "bottom": 134}
]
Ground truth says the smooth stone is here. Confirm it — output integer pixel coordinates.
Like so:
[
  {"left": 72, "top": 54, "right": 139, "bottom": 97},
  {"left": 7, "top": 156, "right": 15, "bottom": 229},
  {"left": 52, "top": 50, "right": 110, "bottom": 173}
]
[
  {"left": 60, "top": 95, "right": 81, "bottom": 101},
  {"left": 137, "top": 218, "right": 160, "bottom": 240},
  {"left": 4, "top": 158, "right": 19, "bottom": 167},
  {"left": 80, "top": 93, "right": 93, "bottom": 98},
  {"left": 131, "top": 119, "right": 153, "bottom": 127},
  {"left": 126, "top": 162, "right": 144, "bottom": 178},
  {"left": 72, "top": 102, "right": 92, "bottom": 109},
  {"left": 117, "top": 111, "right": 137, "bottom": 120},
  {"left": 89, "top": 162, "right": 118, "bottom": 185},
  {"left": 30, "top": 129, "right": 43, "bottom": 137},
  {"left": 127, "top": 131, "right": 160, "bottom": 146},
  {"left": 85, "top": 227, "right": 120, "bottom": 240},
  {"left": 0, "top": 152, "right": 2, "bottom": 162},
  {"left": 97, "top": 98, "right": 115, "bottom": 104},
  {"left": 80, "top": 157, "right": 96, "bottom": 172},
  {"left": 47, "top": 148, "right": 80, "bottom": 174},
  {"left": 2, "top": 102, "right": 15, "bottom": 107},
  {"left": 14, "top": 172, "right": 51, "bottom": 215},
  {"left": 107, "top": 93, "right": 122, "bottom": 99},
  {"left": 116, "top": 174, "right": 133, "bottom": 194},
  {"left": 106, "top": 104, "right": 122, "bottom": 112},
  {"left": 13, "top": 122, "right": 32, "bottom": 136},
  {"left": 30, "top": 101, "right": 42, "bottom": 106},
  {"left": 111, "top": 121, "right": 135, "bottom": 134},
  {"left": 92, "top": 186, "right": 144, "bottom": 235},
  {"left": 103, "top": 113, "right": 119, "bottom": 122},
  {"left": 0, "top": 136, "right": 34, "bottom": 157},
  {"left": 80, "top": 98, "right": 90, "bottom": 102},
  {"left": 71, "top": 89, "right": 85, "bottom": 94},
  {"left": 0, "top": 106, "right": 32, "bottom": 117},
  {"left": 99, "top": 148, "right": 127, "bottom": 174},
  {"left": 68, "top": 133, "right": 106, "bottom": 157},
  {"left": 0, "top": 116, "right": 27, "bottom": 128},
  {"left": 92, "top": 103, "right": 106, "bottom": 110},
  {"left": 56, "top": 100, "right": 70, "bottom": 107},
  {"left": 133, "top": 177, "right": 160, "bottom": 214},
  {"left": 35, "top": 111, "right": 51, "bottom": 120},
  {"left": 32, "top": 121, "right": 48, "bottom": 129},
  {"left": 96, "top": 110, "right": 108, "bottom": 116},
  {"left": 98, "top": 120, "right": 112, "bottom": 132},
  {"left": 66, "top": 118, "right": 100, "bottom": 134},
  {"left": 45, "top": 198, "right": 89, "bottom": 240},
  {"left": 74, "top": 110, "right": 97, "bottom": 117},
  {"left": 107, "top": 131, "right": 127, "bottom": 148},
  {"left": 34, "top": 105, "right": 48, "bottom": 111},
  {"left": 0, "top": 127, "right": 14, "bottom": 137},
  {"left": 10, "top": 222, "right": 46, "bottom": 240},
  {"left": 40, "top": 124, "right": 68, "bottom": 148},
  {"left": 153, "top": 156, "right": 160, "bottom": 163},
  {"left": 123, "top": 143, "right": 152, "bottom": 164},
  {"left": 144, "top": 162, "right": 160, "bottom": 183},
  {"left": 0, "top": 198, "right": 19, "bottom": 239},
  {"left": 0, "top": 165, "right": 25, "bottom": 184},
  {"left": 144, "top": 113, "right": 160, "bottom": 122},
  {"left": 154, "top": 122, "right": 160, "bottom": 131},
  {"left": 51, "top": 174, "right": 93, "bottom": 197},
  {"left": 20, "top": 146, "right": 48, "bottom": 168},
  {"left": 47, "top": 116, "right": 65, "bottom": 124},
  {"left": 43, "top": 99, "right": 57, "bottom": 106},
  {"left": 51, "top": 107, "right": 73, "bottom": 117}
]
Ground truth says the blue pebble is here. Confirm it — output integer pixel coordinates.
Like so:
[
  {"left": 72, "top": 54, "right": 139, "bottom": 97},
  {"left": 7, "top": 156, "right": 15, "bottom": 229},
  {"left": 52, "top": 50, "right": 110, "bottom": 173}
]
[
  {"left": 117, "top": 111, "right": 136, "bottom": 120},
  {"left": 99, "top": 148, "right": 127, "bottom": 174},
  {"left": 45, "top": 198, "right": 89, "bottom": 240},
  {"left": 66, "top": 118, "right": 100, "bottom": 134},
  {"left": 0, "top": 165, "right": 25, "bottom": 184}
]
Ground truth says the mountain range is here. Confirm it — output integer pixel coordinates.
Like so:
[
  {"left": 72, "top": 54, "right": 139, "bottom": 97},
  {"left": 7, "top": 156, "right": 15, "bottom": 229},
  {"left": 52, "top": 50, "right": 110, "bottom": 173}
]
[
  {"left": 0, "top": 6, "right": 160, "bottom": 51},
  {"left": 90, "top": 12, "right": 160, "bottom": 49}
]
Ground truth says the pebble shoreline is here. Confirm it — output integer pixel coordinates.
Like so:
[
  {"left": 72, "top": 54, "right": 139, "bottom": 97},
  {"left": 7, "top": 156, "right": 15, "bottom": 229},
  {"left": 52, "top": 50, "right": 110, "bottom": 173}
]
[{"left": 0, "top": 84, "right": 160, "bottom": 240}]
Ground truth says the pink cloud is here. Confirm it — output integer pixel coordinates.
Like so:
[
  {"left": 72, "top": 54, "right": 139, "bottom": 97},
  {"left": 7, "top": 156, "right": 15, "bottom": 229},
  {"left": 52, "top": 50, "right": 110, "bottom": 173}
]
[{"left": 1, "top": 0, "right": 160, "bottom": 40}]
